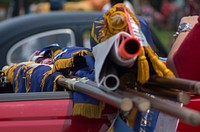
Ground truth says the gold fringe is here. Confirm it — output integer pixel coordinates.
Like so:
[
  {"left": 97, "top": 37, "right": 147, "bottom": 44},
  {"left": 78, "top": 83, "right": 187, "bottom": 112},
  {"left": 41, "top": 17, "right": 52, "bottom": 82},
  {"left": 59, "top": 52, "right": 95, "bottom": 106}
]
[
  {"left": 96, "top": 3, "right": 139, "bottom": 43},
  {"left": 53, "top": 75, "right": 65, "bottom": 92},
  {"left": 3, "top": 64, "right": 20, "bottom": 83},
  {"left": 41, "top": 70, "right": 52, "bottom": 90},
  {"left": 107, "top": 127, "right": 114, "bottom": 132},
  {"left": 137, "top": 47, "right": 149, "bottom": 84},
  {"left": 41, "top": 50, "right": 93, "bottom": 89},
  {"left": 25, "top": 67, "right": 35, "bottom": 92},
  {"left": 14, "top": 66, "right": 24, "bottom": 93},
  {"left": 145, "top": 45, "right": 175, "bottom": 77},
  {"left": 72, "top": 101, "right": 105, "bottom": 119},
  {"left": 126, "top": 107, "right": 138, "bottom": 128},
  {"left": 91, "top": 23, "right": 99, "bottom": 44},
  {"left": 52, "top": 49, "right": 62, "bottom": 58}
]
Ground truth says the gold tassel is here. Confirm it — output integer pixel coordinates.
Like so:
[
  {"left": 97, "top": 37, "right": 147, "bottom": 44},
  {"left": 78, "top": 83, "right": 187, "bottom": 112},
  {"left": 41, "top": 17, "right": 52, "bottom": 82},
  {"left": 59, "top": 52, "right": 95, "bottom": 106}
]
[
  {"left": 3, "top": 64, "right": 20, "bottom": 83},
  {"left": 145, "top": 45, "right": 175, "bottom": 77},
  {"left": 72, "top": 101, "right": 105, "bottom": 119},
  {"left": 137, "top": 47, "right": 149, "bottom": 84}
]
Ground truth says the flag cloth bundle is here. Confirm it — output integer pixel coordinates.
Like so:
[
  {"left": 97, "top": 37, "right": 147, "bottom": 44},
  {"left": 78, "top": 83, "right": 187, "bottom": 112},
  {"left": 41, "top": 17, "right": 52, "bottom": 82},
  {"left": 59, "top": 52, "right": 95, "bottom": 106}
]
[
  {"left": 3, "top": 45, "right": 107, "bottom": 119},
  {"left": 2, "top": 62, "right": 64, "bottom": 93},
  {"left": 29, "top": 43, "right": 61, "bottom": 64},
  {"left": 90, "top": 3, "right": 175, "bottom": 131},
  {"left": 90, "top": 3, "right": 174, "bottom": 85}
]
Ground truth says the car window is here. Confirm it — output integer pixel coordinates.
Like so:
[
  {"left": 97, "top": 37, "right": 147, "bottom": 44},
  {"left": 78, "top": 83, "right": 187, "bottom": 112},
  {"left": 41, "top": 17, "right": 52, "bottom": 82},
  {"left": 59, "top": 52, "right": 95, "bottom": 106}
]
[{"left": 6, "top": 29, "right": 75, "bottom": 65}]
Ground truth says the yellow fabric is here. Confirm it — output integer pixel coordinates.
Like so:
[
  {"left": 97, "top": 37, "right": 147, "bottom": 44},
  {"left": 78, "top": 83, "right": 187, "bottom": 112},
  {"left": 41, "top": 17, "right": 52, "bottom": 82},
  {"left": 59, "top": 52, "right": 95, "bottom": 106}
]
[
  {"left": 72, "top": 102, "right": 105, "bottom": 119},
  {"left": 107, "top": 127, "right": 114, "bottom": 132},
  {"left": 91, "top": 23, "right": 99, "bottom": 43},
  {"left": 127, "top": 107, "right": 138, "bottom": 128},
  {"left": 25, "top": 67, "right": 35, "bottom": 92},
  {"left": 52, "top": 49, "right": 62, "bottom": 58},
  {"left": 14, "top": 66, "right": 22, "bottom": 93},
  {"left": 137, "top": 47, "right": 149, "bottom": 84},
  {"left": 53, "top": 75, "right": 65, "bottom": 92},
  {"left": 95, "top": 3, "right": 139, "bottom": 43},
  {"left": 3, "top": 64, "right": 21, "bottom": 83},
  {"left": 145, "top": 45, "right": 175, "bottom": 78},
  {"left": 41, "top": 50, "right": 93, "bottom": 89}
]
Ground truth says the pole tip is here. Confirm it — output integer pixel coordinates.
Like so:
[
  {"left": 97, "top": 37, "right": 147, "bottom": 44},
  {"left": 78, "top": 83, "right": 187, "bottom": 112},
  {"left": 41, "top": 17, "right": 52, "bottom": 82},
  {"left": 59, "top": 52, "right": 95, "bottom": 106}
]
[{"left": 120, "top": 98, "right": 133, "bottom": 112}]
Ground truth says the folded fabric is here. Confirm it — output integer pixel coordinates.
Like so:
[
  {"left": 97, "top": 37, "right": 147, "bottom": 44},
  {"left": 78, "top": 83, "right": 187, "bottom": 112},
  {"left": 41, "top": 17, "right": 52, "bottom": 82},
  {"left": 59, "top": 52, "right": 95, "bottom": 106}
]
[{"left": 72, "top": 57, "right": 105, "bottom": 118}]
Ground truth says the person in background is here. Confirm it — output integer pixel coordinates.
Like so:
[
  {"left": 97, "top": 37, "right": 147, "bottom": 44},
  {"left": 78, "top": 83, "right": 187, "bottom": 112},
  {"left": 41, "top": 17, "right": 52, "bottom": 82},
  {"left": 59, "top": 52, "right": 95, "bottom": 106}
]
[
  {"left": 166, "top": 15, "right": 200, "bottom": 131},
  {"left": 167, "top": 15, "right": 199, "bottom": 80}
]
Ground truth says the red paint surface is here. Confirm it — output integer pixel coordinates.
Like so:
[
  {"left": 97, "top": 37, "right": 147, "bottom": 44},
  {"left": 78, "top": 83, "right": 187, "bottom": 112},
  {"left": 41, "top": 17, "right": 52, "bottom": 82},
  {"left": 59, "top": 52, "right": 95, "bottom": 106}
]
[
  {"left": 177, "top": 96, "right": 200, "bottom": 132},
  {"left": 0, "top": 99, "right": 112, "bottom": 132}
]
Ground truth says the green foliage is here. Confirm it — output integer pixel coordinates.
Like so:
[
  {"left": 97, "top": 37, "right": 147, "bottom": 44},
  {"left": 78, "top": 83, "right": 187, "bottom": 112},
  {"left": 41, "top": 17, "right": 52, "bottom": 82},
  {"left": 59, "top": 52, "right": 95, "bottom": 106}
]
[
  {"left": 0, "top": 0, "right": 9, "bottom": 5},
  {"left": 151, "top": 26, "right": 175, "bottom": 52}
]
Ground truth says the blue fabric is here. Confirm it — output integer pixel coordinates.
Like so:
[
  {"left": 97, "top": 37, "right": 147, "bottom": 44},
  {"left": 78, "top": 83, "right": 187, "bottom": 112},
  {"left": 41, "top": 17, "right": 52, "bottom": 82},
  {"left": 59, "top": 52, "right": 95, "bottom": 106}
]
[
  {"left": 90, "top": 16, "right": 104, "bottom": 48},
  {"left": 42, "top": 71, "right": 63, "bottom": 92},
  {"left": 75, "top": 67, "right": 95, "bottom": 81},
  {"left": 58, "top": 46, "right": 92, "bottom": 59},
  {"left": 30, "top": 65, "right": 52, "bottom": 92},
  {"left": 90, "top": 15, "right": 155, "bottom": 50},
  {"left": 114, "top": 116, "right": 134, "bottom": 132},
  {"left": 133, "top": 109, "right": 159, "bottom": 132},
  {"left": 12, "top": 64, "right": 24, "bottom": 92},
  {"left": 74, "top": 66, "right": 99, "bottom": 106},
  {"left": 17, "top": 66, "right": 29, "bottom": 93},
  {"left": 83, "top": 55, "right": 95, "bottom": 70},
  {"left": 137, "top": 16, "right": 155, "bottom": 50},
  {"left": 73, "top": 92, "right": 100, "bottom": 105}
]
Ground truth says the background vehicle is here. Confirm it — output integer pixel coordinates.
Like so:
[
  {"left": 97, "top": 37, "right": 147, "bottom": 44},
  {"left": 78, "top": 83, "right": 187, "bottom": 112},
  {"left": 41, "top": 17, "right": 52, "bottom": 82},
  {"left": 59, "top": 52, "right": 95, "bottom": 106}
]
[{"left": 0, "top": 11, "right": 103, "bottom": 68}]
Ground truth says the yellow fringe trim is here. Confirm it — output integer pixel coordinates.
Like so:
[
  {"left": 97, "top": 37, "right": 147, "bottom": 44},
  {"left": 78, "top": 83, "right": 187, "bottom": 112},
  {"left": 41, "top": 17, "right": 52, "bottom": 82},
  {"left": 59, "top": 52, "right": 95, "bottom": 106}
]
[
  {"left": 2, "top": 62, "right": 36, "bottom": 84},
  {"left": 91, "top": 23, "right": 99, "bottom": 44},
  {"left": 25, "top": 67, "right": 35, "bottom": 93},
  {"left": 72, "top": 101, "right": 105, "bottom": 119},
  {"left": 137, "top": 47, "right": 149, "bottom": 84},
  {"left": 107, "top": 127, "right": 114, "bottom": 132},
  {"left": 53, "top": 75, "right": 65, "bottom": 92},
  {"left": 40, "top": 69, "right": 53, "bottom": 90},
  {"left": 3, "top": 64, "right": 21, "bottom": 83},
  {"left": 126, "top": 107, "right": 138, "bottom": 128},
  {"left": 96, "top": 3, "right": 140, "bottom": 43},
  {"left": 52, "top": 49, "right": 62, "bottom": 58},
  {"left": 145, "top": 45, "right": 175, "bottom": 77},
  {"left": 14, "top": 65, "right": 25, "bottom": 93},
  {"left": 41, "top": 50, "right": 93, "bottom": 89}
]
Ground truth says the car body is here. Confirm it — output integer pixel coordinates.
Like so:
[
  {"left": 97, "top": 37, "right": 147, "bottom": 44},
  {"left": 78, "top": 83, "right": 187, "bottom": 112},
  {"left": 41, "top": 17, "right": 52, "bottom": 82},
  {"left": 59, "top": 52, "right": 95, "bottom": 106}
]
[{"left": 0, "top": 11, "right": 199, "bottom": 132}]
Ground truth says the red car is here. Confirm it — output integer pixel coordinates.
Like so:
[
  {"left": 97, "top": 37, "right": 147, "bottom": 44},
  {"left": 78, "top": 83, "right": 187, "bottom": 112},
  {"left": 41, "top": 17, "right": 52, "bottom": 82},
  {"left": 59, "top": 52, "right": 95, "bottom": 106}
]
[{"left": 0, "top": 11, "right": 199, "bottom": 132}]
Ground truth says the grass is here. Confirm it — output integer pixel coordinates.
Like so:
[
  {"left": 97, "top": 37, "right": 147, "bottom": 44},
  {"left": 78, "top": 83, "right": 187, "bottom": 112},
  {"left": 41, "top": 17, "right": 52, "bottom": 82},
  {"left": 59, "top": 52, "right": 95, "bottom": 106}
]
[{"left": 151, "top": 26, "right": 175, "bottom": 52}]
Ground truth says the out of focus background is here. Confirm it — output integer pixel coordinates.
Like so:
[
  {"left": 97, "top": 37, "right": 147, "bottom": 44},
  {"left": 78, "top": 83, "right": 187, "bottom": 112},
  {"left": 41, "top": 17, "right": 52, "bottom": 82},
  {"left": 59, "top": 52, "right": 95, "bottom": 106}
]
[{"left": 0, "top": 0, "right": 199, "bottom": 52}]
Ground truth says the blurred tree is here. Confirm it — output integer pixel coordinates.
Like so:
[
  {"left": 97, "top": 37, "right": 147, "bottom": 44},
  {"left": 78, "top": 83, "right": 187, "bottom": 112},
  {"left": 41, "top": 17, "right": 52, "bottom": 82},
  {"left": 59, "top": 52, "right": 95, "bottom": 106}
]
[{"left": 0, "top": 0, "right": 9, "bottom": 4}]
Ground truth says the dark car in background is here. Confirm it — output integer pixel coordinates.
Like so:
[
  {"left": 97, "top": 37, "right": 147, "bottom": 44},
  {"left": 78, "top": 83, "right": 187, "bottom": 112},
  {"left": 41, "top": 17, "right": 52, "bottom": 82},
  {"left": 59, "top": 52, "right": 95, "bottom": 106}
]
[{"left": 0, "top": 11, "right": 103, "bottom": 68}]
